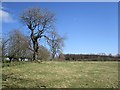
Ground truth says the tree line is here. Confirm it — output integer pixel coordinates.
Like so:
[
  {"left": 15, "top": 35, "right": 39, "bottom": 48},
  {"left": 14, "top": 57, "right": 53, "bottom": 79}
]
[
  {"left": 1, "top": 7, "right": 64, "bottom": 62},
  {"left": 63, "top": 54, "right": 119, "bottom": 61}
]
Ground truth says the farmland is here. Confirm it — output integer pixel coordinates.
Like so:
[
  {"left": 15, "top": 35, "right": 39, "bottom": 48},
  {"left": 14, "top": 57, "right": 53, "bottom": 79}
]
[{"left": 2, "top": 61, "right": 119, "bottom": 88}]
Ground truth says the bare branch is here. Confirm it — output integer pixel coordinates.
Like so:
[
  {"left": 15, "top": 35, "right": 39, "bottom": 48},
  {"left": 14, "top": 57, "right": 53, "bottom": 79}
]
[{"left": 20, "top": 7, "right": 55, "bottom": 60}]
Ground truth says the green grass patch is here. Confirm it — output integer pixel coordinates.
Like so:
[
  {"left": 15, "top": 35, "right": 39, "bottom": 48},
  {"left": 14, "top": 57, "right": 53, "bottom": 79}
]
[{"left": 2, "top": 61, "right": 119, "bottom": 88}]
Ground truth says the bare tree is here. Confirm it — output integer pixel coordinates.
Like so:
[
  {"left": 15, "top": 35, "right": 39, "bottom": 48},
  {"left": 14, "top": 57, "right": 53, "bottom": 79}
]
[
  {"left": 0, "top": 33, "right": 2, "bottom": 58},
  {"left": 46, "top": 30, "right": 64, "bottom": 59},
  {"left": 1, "top": 38, "right": 9, "bottom": 62},
  {"left": 0, "top": 33, "right": 10, "bottom": 62},
  {"left": 7, "top": 29, "right": 29, "bottom": 62},
  {"left": 0, "top": 39, "right": 1, "bottom": 62},
  {"left": 58, "top": 52, "right": 65, "bottom": 60},
  {"left": 20, "top": 8, "right": 54, "bottom": 60}
]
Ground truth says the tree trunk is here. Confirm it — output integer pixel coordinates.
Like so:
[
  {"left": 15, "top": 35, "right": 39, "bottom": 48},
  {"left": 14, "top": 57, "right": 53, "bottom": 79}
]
[
  {"left": 33, "top": 51, "right": 38, "bottom": 61},
  {"left": 2, "top": 44, "right": 5, "bottom": 62},
  {"left": 33, "top": 51, "right": 35, "bottom": 61},
  {"left": 31, "top": 30, "right": 39, "bottom": 61},
  {"left": 9, "top": 57, "right": 12, "bottom": 63},
  {"left": 32, "top": 39, "right": 38, "bottom": 60},
  {"left": 52, "top": 53, "right": 55, "bottom": 60},
  {"left": 52, "top": 55, "right": 54, "bottom": 60}
]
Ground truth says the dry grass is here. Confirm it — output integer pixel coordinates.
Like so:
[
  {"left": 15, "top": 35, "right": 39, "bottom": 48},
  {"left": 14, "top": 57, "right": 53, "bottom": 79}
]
[{"left": 2, "top": 61, "right": 119, "bottom": 88}]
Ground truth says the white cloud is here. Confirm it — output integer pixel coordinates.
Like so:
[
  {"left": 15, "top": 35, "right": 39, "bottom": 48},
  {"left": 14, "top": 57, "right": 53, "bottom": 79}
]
[{"left": 0, "top": 8, "right": 15, "bottom": 23}]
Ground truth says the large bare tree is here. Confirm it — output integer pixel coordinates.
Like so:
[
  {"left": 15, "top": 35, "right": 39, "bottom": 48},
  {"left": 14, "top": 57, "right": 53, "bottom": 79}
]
[{"left": 20, "top": 8, "right": 54, "bottom": 60}]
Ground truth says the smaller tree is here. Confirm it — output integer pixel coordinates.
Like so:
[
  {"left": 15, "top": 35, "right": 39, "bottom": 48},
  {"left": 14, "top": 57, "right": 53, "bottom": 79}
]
[
  {"left": 58, "top": 52, "right": 65, "bottom": 60},
  {"left": 37, "top": 45, "right": 50, "bottom": 60},
  {"left": 6, "top": 29, "right": 29, "bottom": 62},
  {"left": 46, "top": 30, "right": 64, "bottom": 59},
  {"left": 0, "top": 33, "right": 2, "bottom": 57},
  {"left": 1, "top": 34, "right": 10, "bottom": 62}
]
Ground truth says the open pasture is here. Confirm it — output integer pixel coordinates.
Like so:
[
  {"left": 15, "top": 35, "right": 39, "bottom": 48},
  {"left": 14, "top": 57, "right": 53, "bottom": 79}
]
[{"left": 2, "top": 61, "right": 119, "bottom": 88}]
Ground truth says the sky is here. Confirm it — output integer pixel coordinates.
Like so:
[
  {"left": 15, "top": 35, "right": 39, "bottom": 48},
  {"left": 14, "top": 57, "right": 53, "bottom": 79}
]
[{"left": 1, "top": 2, "right": 118, "bottom": 55}]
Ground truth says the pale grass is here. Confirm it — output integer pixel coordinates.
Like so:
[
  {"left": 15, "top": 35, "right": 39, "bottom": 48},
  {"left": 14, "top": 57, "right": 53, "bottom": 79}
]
[{"left": 2, "top": 61, "right": 119, "bottom": 88}]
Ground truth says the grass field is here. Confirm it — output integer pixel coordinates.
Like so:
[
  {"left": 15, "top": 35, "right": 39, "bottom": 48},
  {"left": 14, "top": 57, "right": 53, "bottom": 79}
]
[{"left": 2, "top": 61, "right": 119, "bottom": 88}]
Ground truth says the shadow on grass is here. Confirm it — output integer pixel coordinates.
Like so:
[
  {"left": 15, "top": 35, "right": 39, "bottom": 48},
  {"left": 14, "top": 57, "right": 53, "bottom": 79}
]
[{"left": 2, "top": 73, "right": 47, "bottom": 88}]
